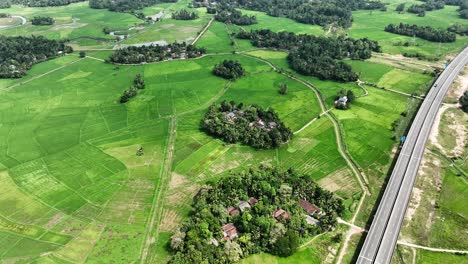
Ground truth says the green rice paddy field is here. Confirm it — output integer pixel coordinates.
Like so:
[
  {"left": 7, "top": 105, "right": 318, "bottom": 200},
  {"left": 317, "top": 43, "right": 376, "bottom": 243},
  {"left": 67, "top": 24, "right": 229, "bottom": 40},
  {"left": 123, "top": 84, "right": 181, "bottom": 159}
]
[{"left": 0, "top": 0, "right": 466, "bottom": 263}]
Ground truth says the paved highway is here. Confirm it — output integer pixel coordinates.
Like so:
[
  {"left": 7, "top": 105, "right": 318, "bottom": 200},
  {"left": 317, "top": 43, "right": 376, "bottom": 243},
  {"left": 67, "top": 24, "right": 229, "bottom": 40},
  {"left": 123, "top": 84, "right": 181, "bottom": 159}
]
[{"left": 357, "top": 47, "right": 468, "bottom": 264}]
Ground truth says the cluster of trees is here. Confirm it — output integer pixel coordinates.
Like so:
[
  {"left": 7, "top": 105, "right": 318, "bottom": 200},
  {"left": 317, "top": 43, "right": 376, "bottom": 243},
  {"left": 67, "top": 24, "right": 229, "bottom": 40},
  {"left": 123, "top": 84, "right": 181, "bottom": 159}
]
[
  {"left": 0, "top": 2, "right": 11, "bottom": 8},
  {"left": 278, "top": 84, "right": 288, "bottom": 95},
  {"left": 459, "top": 0, "right": 468, "bottom": 18},
  {"left": 31, "top": 16, "right": 55, "bottom": 25},
  {"left": 237, "top": 29, "right": 381, "bottom": 82},
  {"left": 109, "top": 42, "right": 206, "bottom": 64},
  {"left": 213, "top": 60, "right": 245, "bottom": 80},
  {"left": 169, "top": 166, "right": 344, "bottom": 263},
  {"left": 172, "top": 9, "right": 198, "bottom": 20},
  {"left": 460, "top": 90, "right": 468, "bottom": 112},
  {"left": 385, "top": 23, "right": 456, "bottom": 43},
  {"left": 194, "top": 0, "right": 385, "bottom": 28},
  {"left": 0, "top": 13, "right": 10, "bottom": 17},
  {"left": 408, "top": 0, "right": 445, "bottom": 16},
  {"left": 11, "top": 0, "right": 85, "bottom": 7},
  {"left": 448, "top": 23, "right": 468, "bottom": 35},
  {"left": 119, "top": 74, "right": 145, "bottom": 103},
  {"left": 395, "top": 3, "right": 405, "bottom": 12},
  {"left": 89, "top": 0, "right": 176, "bottom": 12},
  {"left": 0, "top": 36, "right": 72, "bottom": 78},
  {"left": 201, "top": 101, "right": 293, "bottom": 149},
  {"left": 214, "top": 6, "right": 257, "bottom": 25}
]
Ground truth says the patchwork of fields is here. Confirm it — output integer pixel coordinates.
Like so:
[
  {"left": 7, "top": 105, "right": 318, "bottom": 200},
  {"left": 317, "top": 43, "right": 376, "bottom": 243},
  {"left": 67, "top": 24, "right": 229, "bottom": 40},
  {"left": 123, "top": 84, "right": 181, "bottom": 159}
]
[{"left": 0, "top": 0, "right": 466, "bottom": 263}]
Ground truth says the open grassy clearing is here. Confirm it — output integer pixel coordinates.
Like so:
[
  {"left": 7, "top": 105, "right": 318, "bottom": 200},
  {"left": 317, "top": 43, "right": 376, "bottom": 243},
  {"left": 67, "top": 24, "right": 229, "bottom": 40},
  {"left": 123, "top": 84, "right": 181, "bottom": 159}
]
[
  {"left": 0, "top": 2, "right": 142, "bottom": 48},
  {"left": 350, "top": 3, "right": 468, "bottom": 58}
]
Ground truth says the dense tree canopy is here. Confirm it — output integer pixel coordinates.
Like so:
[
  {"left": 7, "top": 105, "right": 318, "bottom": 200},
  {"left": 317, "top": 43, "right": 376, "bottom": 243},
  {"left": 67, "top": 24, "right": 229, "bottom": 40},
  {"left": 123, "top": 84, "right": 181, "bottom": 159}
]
[
  {"left": 385, "top": 23, "right": 456, "bottom": 43},
  {"left": 460, "top": 90, "right": 468, "bottom": 112},
  {"left": 109, "top": 42, "right": 206, "bottom": 64},
  {"left": 202, "top": 101, "right": 293, "bottom": 149},
  {"left": 237, "top": 29, "right": 381, "bottom": 82},
  {"left": 213, "top": 60, "right": 245, "bottom": 80},
  {"left": 119, "top": 74, "right": 145, "bottom": 103},
  {"left": 11, "top": 0, "right": 85, "bottom": 7},
  {"left": 408, "top": 0, "right": 445, "bottom": 16},
  {"left": 193, "top": 0, "right": 385, "bottom": 28},
  {"left": 89, "top": 0, "right": 176, "bottom": 12},
  {"left": 448, "top": 23, "right": 468, "bottom": 35},
  {"left": 169, "top": 166, "right": 344, "bottom": 263},
  {"left": 0, "top": 1, "right": 11, "bottom": 8},
  {"left": 214, "top": 6, "right": 257, "bottom": 25},
  {"left": 0, "top": 36, "right": 72, "bottom": 78},
  {"left": 31, "top": 16, "right": 55, "bottom": 25},
  {"left": 172, "top": 9, "right": 199, "bottom": 20}
]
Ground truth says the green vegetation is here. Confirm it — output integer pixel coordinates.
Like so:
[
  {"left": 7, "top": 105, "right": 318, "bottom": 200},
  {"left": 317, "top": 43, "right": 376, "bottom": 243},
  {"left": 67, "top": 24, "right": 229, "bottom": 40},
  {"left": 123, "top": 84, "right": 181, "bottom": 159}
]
[
  {"left": 172, "top": 8, "right": 198, "bottom": 20},
  {"left": 109, "top": 42, "right": 206, "bottom": 64},
  {"left": 237, "top": 29, "right": 380, "bottom": 81},
  {"left": 31, "top": 16, "right": 55, "bottom": 25},
  {"left": 459, "top": 90, "right": 468, "bottom": 112},
  {"left": 13, "top": 0, "right": 85, "bottom": 7},
  {"left": 0, "top": 2, "right": 142, "bottom": 49},
  {"left": 349, "top": 4, "right": 468, "bottom": 58},
  {"left": 89, "top": 0, "right": 176, "bottom": 12},
  {"left": 213, "top": 60, "right": 245, "bottom": 80},
  {"left": 197, "top": 0, "right": 385, "bottom": 28},
  {"left": 385, "top": 23, "right": 456, "bottom": 43},
  {"left": 201, "top": 101, "right": 293, "bottom": 149},
  {"left": 0, "top": 35, "right": 72, "bottom": 78},
  {"left": 215, "top": 6, "right": 257, "bottom": 25},
  {"left": 170, "top": 167, "right": 343, "bottom": 262}
]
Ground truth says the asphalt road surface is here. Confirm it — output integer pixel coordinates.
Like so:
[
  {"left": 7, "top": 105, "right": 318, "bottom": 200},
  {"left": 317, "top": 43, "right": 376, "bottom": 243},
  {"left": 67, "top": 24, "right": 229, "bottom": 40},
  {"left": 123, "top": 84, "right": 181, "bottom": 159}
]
[{"left": 357, "top": 47, "right": 468, "bottom": 264}]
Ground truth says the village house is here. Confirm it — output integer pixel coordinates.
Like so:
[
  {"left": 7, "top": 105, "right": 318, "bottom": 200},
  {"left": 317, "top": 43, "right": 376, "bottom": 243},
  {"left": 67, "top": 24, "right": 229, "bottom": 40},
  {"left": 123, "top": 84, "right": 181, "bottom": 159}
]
[
  {"left": 299, "top": 199, "right": 323, "bottom": 216},
  {"left": 227, "top": 206, "right": 240, "bottom": 216},
  {"left": 272, "top": 209, "right": 290, "bottom": 221},
  {"left": 305, "top": 215, "right": 320, "bottom": 226},
  {"left": 222, "top": 223, "right": 238, "bottom": 241},
  {"left": 237, "top": 201, "right": 251, "bottom": 212},
  {"left": 248, "top": 197, "right": 258, "bottom": 205},
  {"left": 334, "top": 96, "right": 348, "bottom": 108}
]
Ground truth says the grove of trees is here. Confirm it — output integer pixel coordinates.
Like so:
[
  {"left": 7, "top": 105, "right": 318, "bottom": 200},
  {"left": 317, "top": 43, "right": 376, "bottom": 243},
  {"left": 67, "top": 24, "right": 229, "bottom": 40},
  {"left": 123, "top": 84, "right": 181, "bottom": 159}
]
[
  {"left": 10, "top": 0, "right": 85, "bottom": 7},
  {"left": 194, "top": 0, "right": 385, "bottom": 28},
  {"left": 119, "top": 74, "right": 145, "bottom": 103},
  {"left": 448, "top": 23, "right": 468, "bottom": 35},
  {"left": 31, "top": 16, "right": 55, "bottom": 25},
  {"left": 201, "top": 101, "right": 293, "bottom": 149},
  {"left": 460, "top": 90, "right": 468, "bottom": 112},
  {"left": 0, "top": 36, "right": 72, "bottom": 78},
  {"left": 169, "top": 166, "right": 344, "bottom": 263},
  {"left": 237, "top": 29, "right": 381, "bottom": 82},
  {"left": 214, "top": 6, "right": 257, "bottom": 25},
  {"left": 172, "top": 9, "right": 199, "bottom": 20},
  {"left": 89, "top": 0, "right": 176, "bottom": 12},
  {"left": 109, "top": 42, "right": 206, "bottom": 64},
  {"left": 385, "top": 23, "right": 456, "bottom": 43},
  {"left": 213, "top": 60, "right": 245, "bottom": 80}
]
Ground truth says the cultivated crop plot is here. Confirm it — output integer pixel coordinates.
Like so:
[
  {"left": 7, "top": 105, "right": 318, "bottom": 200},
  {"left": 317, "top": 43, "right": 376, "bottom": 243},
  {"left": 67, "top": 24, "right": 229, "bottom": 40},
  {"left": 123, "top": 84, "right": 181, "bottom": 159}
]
[{"left": 0, "top": 0, "right": 467, "bottom": 263}]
